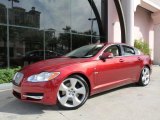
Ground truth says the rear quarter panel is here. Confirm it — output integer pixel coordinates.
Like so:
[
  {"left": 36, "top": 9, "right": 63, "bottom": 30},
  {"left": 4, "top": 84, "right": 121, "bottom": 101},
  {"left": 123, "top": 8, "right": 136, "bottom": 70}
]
[{"left": 135, "top": 54, "right": 152, "bottom": 82}]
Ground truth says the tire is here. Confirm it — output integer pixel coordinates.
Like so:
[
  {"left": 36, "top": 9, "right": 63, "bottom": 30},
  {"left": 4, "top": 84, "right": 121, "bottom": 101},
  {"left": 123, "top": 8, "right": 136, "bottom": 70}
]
[
  {"left": 57, "top": 75, "right": 89, "bottom": 110},
  {"left": 138, "top": 66, "right": 150, "bottom": 86}
]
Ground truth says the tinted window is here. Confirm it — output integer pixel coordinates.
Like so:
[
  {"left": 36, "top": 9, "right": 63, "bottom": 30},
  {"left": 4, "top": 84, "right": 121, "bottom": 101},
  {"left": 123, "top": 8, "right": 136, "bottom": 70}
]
[
  {"left": 123, "top": 46, "right": 135, "bottom": 56},
  {"left": 27, "top": 51, "right": 40, "bottom": 57},
  {"left": 104, "top": 45, "right": 120, "bottom": 56},
  {"left": 65, "top": 44, "right": 104, "bottom": 58},
  {"left": 134, "top": 48, "right": 141, "bottom": 55}
]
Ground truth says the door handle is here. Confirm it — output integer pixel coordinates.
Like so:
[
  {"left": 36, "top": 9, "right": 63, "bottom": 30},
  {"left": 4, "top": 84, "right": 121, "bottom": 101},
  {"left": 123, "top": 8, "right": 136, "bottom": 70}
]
[{"left": 119, "top": 59, "right": 124, "bottom": 62}]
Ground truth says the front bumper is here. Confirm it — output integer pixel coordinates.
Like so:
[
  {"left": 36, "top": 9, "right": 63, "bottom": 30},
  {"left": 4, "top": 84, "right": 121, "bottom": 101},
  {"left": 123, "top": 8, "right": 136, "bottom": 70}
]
[{"left": 12, "top": 80, "right": 59, "bottom": 105}]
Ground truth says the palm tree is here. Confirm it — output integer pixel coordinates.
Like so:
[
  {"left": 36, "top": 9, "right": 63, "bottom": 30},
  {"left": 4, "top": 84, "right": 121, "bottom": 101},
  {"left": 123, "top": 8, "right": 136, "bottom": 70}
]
[{"left": 8, "top": 0, "right": 20, "bottom": 8}]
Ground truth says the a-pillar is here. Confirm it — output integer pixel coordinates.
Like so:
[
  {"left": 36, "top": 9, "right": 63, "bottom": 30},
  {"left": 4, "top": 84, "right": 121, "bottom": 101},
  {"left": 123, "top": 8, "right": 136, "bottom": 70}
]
[
  {"left": 121, "top": 0, "right": 134, "bottom": 46},
  {"left": 152, "top": 11, "right": 160, "bottom": 65}
]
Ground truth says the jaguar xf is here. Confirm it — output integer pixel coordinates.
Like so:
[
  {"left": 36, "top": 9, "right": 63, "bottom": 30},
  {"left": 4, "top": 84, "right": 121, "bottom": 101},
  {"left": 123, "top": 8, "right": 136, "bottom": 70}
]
[{"left": 12, "top": 43, "right": 152, "bottom": 109}]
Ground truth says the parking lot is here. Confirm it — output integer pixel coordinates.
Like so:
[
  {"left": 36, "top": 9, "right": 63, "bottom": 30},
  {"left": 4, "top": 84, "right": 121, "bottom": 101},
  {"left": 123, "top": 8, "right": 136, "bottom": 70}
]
[{"left": 0, "top": 66, "right": 160, "bottom": 120}]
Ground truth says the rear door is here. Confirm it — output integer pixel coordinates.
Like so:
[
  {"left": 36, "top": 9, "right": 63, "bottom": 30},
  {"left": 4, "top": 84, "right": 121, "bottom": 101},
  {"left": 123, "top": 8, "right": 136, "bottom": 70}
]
[{"left": 121, "top": 45, "right": 142, "bottom": 81}]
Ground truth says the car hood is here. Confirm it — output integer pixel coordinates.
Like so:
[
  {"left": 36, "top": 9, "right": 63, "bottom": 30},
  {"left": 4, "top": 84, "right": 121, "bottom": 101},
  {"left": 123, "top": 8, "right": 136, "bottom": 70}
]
[{"left": 21, "top": 57, "right": 90, "bottom": 75}]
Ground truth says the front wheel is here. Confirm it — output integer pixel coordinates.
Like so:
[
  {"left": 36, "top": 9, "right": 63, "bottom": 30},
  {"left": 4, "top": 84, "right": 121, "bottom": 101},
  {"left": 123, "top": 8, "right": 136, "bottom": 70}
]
[
  {"left": 57, "top": 75, "right": 89, "bottom": 110},
  {"left": 138, "top": 67, "right": 150, "bottom": 86}
]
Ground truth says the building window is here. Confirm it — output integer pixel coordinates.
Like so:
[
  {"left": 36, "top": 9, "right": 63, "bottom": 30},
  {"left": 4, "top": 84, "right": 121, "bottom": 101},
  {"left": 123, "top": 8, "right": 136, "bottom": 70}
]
[{"left": 0, "top": 0, "right": 105, "bottom": 68}]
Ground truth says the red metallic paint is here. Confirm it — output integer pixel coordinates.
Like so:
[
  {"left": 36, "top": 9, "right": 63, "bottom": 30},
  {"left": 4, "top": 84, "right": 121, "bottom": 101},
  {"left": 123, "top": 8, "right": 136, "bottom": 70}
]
[{"left": 12, "top": 43, "right": 151, "bottom": 105}]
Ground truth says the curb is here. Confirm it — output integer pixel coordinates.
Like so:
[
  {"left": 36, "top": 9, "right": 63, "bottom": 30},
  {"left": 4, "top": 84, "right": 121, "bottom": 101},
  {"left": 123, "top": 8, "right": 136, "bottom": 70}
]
[{"left": 0, "top": 83, "right": 12, "bottom": 91}]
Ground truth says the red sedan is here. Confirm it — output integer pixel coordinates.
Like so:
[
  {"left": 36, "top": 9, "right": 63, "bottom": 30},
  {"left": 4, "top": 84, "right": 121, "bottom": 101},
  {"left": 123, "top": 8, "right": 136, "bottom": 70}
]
[{"left": 12, "top": 43, "right": 152, "bottom": 109}]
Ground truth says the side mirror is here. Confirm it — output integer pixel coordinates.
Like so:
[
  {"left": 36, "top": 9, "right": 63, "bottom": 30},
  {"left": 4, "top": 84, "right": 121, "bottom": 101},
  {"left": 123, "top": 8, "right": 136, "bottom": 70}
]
[{"left": 100, "top": 52, "right": 114, "bottom": 60}]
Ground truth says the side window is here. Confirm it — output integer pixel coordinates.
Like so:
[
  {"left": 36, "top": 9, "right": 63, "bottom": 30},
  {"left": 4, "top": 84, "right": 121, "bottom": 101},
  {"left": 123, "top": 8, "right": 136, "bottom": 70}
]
[
  {"left": 104, "top": 45, "right": 120, "bottom": 57},
  {"left": 135, "top": 48, "right": 141, "bottom": 55},
  {"left": 30, "top": 51, "right": 39, "bottom": 57},
  {"left": 39, "top": 51, "right": 44, "bottom": 57},
  {"left": 45, "top": 51, "right": 50, "bottom": 56},
  {"left": 46, "top": 51, "right": 55, "bottom": 57},
  {"left": 122, "top": 46, "right": 135, "bottom": 56}
]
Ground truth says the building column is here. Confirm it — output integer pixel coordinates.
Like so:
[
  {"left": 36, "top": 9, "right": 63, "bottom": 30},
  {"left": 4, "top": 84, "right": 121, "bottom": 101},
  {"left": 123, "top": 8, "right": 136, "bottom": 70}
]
[
  {"left": 121, "top": 0, "right": 134, "bottom": 46},
  {"left": 152, "top": 11, "right": 160, "bottom": 65}
]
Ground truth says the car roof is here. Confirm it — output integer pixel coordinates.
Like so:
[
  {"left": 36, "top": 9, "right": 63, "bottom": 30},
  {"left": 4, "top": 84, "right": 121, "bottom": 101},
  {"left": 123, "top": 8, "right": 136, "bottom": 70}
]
[{"left": 102, "top": 42, "right": 134, "bottom": 47}]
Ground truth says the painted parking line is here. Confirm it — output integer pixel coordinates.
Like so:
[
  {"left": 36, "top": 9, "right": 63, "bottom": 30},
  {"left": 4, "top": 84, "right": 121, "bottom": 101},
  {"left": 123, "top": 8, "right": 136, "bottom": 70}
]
[{"left": 0, "top": 89, "right": 12, "bottom": 93}]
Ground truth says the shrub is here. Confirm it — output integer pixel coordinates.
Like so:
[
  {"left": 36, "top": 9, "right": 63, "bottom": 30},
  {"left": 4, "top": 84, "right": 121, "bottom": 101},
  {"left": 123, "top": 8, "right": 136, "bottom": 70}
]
[
  {"left": 134, "top": 39, "right": 151, "bottom": 55},
  {"left": 0, "top": 67, "right": 21, "bottom": 84}
]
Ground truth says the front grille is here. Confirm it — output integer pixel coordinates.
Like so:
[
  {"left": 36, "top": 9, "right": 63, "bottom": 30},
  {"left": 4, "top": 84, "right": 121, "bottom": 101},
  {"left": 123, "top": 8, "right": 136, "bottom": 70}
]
[{"left": 26, "top": 93, "right": 44, "bottom": 96}]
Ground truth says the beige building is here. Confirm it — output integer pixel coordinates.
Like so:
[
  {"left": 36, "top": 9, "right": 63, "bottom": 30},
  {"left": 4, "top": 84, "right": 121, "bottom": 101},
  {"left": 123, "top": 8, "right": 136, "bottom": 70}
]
[{"left": 107, "top": 0, "right": 160, "bottom": 64}]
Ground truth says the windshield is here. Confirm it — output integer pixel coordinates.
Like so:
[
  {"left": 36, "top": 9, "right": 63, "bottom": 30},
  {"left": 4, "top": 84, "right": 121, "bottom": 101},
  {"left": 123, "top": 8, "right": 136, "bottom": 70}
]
[{"left": 65, "top": 44, "right": 104, "bottom": 58}]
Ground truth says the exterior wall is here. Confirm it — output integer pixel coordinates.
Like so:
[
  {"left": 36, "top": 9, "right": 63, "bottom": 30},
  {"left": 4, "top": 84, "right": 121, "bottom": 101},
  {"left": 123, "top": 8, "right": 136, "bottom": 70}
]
[
  {"left": 153, "top": 25, "right": 160, "bottom": 64},
  {"left": 108, "top": 4, "right": 154, "bottom": 60},
  {"left": 152, "top": 11, "right": 160, "bottom": 64},
  {"left": 134, "top": 6, "right": 154, "bottom": 59}
]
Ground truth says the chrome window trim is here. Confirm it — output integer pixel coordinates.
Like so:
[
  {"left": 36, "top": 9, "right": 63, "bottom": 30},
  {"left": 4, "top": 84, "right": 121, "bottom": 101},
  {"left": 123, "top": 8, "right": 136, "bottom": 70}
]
[{"left": 96, "top": 44, "right": 138, "bottom": 60}]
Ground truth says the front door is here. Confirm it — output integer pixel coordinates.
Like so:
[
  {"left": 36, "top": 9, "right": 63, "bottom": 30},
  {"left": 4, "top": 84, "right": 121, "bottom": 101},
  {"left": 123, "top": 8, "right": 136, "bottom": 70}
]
[{"left": 94, "top": 45, "right": 130, "bottom": 91}]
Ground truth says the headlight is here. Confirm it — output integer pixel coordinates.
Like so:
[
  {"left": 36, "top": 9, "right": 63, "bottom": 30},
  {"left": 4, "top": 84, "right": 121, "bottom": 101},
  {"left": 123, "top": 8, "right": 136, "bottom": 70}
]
[
  {"left": 13, "top": 72, "right": 24, "bottom": 85},
  {"left": 27, "top": 72, "right": 60, "bottom": 82}
]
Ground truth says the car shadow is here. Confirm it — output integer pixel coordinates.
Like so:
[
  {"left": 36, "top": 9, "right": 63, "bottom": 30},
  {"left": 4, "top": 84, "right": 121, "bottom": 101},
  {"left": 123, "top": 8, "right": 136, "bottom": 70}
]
[
  {"left": 0, "top": 98, "right": 59, "bottom": 115},
  {"left": 89, "top": 83, "right": 140, "bottom": 99},
  {"left": 0, "top": 83, "right": 144, "bottom": 115}
]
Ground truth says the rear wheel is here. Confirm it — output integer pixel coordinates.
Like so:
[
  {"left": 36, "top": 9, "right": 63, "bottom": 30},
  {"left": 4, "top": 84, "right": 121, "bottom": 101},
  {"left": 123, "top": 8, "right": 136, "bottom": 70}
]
[
  {"left": 138, "top": 67, "right": 150, "bottom": 86},
  {"left": 57, "top": 75, "right": 89, "bottom": 109}
]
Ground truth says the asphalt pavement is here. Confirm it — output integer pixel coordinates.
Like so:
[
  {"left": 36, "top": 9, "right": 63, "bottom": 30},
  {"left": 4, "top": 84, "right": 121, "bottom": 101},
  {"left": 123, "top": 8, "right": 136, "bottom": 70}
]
[{"left": 0, "top": 66, "right": 160, "bottom": 120}]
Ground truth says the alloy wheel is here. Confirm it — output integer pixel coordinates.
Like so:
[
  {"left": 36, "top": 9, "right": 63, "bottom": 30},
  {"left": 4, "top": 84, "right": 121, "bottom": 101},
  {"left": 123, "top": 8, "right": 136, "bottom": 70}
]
[
  {"left": 57, "top": 76, "right": 88, "bottom": 109},
  {"left": 138, "top": 67, "right": 150, "bottom": 86},
  {"left": 141, "top": 67, "right": 150, "bottom": 85}
]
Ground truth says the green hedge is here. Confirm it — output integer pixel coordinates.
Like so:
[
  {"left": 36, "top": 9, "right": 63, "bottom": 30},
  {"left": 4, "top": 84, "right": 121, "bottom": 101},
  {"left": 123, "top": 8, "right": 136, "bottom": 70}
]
[
  {"left": 0, "top": 67, "right": 21, "bottom": 84},
  {"left": 134, "top": 39, "right": 151, "bottom": 55}
]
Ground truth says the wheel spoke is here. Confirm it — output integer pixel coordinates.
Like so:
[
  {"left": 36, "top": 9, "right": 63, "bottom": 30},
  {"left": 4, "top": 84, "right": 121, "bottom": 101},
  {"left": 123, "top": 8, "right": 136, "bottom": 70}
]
[
  {"left": 70, "top": 78, "right": 78, "bottom": 88},
  {"left": 144, "top": 68, "right": 149, "bottom": 75},
  {"left": 76, "top": 87, "right": 86, "bottom": 95},
  {"left": 146, "top": 74, "right": 150, "bottom": 79},
  {"left": 59, "top": 83, "right": 68, "bottom": 91},
  {"left": 144, "top": 78, "right": 149, "bottom": 84},
  {"left": 59, "top": 95, "right": 68, "bottom": 105},
  {"left": 142, "top": 76, "right": 146, "bottom": 82},
  {"left": 72, "top": 96, "right": 81, "bottom": 106}
]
